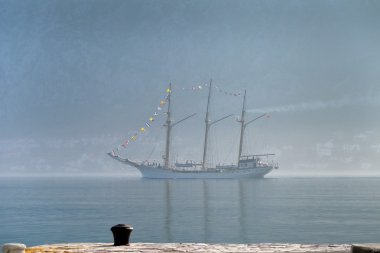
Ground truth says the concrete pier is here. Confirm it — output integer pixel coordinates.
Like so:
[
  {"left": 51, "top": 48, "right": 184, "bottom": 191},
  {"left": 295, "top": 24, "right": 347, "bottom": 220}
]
[{"left": 24, "top": 243, "right": 351, "bottom": 253}]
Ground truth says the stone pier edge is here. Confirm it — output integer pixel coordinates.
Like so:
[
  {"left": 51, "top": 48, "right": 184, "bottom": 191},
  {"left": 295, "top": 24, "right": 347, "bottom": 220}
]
[
  {"left": 22, "top": 242, "right": 358, "bottom": 253},
  {"left": 0, "top": 243, "right": 375, "bottom": 253}
]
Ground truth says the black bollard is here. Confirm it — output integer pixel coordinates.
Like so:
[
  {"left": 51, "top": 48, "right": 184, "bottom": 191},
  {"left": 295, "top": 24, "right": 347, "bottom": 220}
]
[{"left": 110, "top": 224, "right": 133, "bottom": 246}]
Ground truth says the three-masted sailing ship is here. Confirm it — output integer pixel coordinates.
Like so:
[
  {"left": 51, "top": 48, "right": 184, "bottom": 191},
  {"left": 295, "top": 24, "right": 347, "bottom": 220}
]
[{"left": 108, "top": 81, "right": 278, "bottom": 179}]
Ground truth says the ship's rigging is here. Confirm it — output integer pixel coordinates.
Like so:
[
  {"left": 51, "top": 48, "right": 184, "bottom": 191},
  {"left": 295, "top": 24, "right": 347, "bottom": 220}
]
[{"left": 108, "top": 81, "right": 278, "bottom": 179}]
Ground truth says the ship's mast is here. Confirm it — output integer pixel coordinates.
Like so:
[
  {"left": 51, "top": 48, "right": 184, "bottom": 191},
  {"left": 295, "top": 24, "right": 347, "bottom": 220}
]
[
  {"left": 163, "top": 83, "right": 197, "bottom": 169},
  {"left": 236, "top": 88, "right": 267, "bottom": 165},
  {"left": 164, "top": 83, "right": 172, "bottom": 168},
  {"left": 237, "top": 90, "right": 246, "bottom": 165},
  {"left": 202, "top": 80, "right": 212, "bottom": 169}
]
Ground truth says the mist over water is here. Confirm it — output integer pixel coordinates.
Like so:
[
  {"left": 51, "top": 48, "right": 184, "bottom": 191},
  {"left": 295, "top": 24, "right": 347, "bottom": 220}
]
[
  {"left": 2, "top": 1, "right": 380, "bottom": 247},
  {"left": 1, "top": 0, "right": 380, "bottom": 177}
]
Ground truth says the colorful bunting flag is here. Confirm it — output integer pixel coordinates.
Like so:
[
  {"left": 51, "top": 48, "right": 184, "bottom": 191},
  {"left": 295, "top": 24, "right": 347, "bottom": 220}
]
[
  {"left": 121, "top": 140, "right": 129, "bottom": 148},
  {"left": 112, "top": 82, "right": 240, "bottom": 153}
]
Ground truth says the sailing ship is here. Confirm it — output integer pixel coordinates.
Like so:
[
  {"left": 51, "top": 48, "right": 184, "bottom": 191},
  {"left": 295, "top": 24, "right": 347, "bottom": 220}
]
[{"left": 108, "top": 81, "right": 278, "bottom": 179}]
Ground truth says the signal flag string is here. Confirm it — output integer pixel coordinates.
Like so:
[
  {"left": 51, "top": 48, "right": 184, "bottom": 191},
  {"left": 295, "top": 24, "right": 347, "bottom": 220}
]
[{"left": 110, "top": 83, "right": 241, "bottom": 156}]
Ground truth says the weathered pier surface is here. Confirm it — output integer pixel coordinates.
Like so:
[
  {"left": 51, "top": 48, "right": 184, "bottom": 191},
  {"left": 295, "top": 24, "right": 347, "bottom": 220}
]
[{"left": 24, "top": 243, "right": 351, "bottom": 253}]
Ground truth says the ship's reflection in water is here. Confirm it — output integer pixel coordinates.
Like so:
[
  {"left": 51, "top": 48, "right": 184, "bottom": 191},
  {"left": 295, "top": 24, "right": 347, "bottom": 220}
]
[
  {"left": 160, "top": 179, "right": 264, "bottom": 243},
  {"left": 144, "top": 180, "right": 260, "bottom": 242}
]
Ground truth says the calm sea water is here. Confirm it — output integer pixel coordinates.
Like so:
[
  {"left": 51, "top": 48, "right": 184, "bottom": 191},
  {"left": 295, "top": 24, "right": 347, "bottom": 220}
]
[{"left": 1, "top": 176, "right": 380, "bottom": 246}]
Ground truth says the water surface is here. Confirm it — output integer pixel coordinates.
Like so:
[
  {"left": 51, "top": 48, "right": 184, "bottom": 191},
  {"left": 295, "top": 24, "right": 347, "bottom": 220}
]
[{"left": 1, "top": 176, "right": 380, "bottom": 246}]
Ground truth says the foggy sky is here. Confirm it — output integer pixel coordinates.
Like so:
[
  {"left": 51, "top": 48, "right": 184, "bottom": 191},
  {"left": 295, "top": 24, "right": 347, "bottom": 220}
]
[{"left": 1, "top": 0, "right": 380, "bottom": 176}]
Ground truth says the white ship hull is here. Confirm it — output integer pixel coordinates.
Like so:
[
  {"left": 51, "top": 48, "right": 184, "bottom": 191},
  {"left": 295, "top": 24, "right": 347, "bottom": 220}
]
[
  {"left": 136, "top": 165, "right": 273, "bottom": 179},
  {"left": 108, "top": 154, "right": 276, "bottom": 179}
]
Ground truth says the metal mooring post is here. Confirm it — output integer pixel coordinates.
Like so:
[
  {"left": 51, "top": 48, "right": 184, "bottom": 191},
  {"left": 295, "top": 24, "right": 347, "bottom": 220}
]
[{"left": 110, "top": 224, "right": 133, "bottom": 246}]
